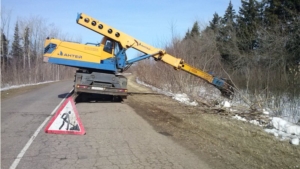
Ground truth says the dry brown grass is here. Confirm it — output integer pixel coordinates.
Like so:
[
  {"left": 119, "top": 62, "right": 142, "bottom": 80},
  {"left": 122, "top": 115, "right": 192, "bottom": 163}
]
[
  {"left": 1, "top": 58, "right": 75, "bottom": 87},
  {"left": 126, "top": 75, "right": 300, "bottom": 169}
]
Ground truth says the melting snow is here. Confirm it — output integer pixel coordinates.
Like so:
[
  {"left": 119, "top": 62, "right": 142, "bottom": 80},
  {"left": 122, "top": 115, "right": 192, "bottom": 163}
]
[
  {"left": 222, "top": 101, "right": 231, "bottom": 108},
  {"left": 172, "top": 93, "right": 198, "bottom": 106},
  {"left": 264, "top": 117, "right": 300, "bottom": 145},
  {"left": 232, "top": 115, "right": 247, "bottom": 122},
  {"left": 291, "top": 138, "right": 299, "bottom": 145},
  {"left": 136, "top": 77, "right": 300, "bottom": 145},
  {"left": 262, "top": 109, "right": 270, "bottom": 115},
  {"left": 1, "top": 81, "right": 56, "bottom": 91},
  {"left": 136, "top": 78, "right": 197, "bottom": 106},
  {"left": 270, "top": 117, "right": 300, "bottom": 136},
  {"left": 136, "top": 78, "right": 173, "bottom": 97},
  {"left": 249, "top": 119, "right": 261, "bottom": 126},
  {"left": 233, "top": 115, "right": 300, "bottom": 145}
]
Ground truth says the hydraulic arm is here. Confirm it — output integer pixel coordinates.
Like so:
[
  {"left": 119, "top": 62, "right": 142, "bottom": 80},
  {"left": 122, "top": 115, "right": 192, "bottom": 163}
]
[
  {"left": 43, "top": 13, "right": 234, "bottom": 99},
  {"left": 76, "top": 13, "right": 234, "bottom": 98}
]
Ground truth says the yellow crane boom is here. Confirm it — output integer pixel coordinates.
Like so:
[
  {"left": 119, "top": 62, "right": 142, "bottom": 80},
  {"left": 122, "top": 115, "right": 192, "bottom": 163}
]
[{"left": 76, "top": 13, "right": 234, "bottom": 98}]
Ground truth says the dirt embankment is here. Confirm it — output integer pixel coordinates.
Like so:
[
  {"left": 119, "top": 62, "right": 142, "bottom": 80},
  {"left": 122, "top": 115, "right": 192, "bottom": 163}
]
[{"left": 125, "top": 75, "right": 300, "bottom": 169}]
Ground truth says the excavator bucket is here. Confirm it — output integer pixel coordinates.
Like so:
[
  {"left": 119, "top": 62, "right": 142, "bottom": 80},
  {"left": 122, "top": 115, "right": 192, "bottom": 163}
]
[{"left": 219, "top": 79, "right": 234, "bottom": 99}]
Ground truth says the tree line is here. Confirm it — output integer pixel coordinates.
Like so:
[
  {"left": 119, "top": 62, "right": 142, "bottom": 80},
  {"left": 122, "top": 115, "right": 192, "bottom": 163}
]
[
  {"left": 133, "top": 0, "right": 299, "bottom": 118},
  {"left": 183, "top": 0, "right": 300, "bottom": 96},
  {"left": 1, "top": 9, "right": 76, "bottom": 87},
  {"left": 1, "top": 1, "right": 299, "bottom": 99}
]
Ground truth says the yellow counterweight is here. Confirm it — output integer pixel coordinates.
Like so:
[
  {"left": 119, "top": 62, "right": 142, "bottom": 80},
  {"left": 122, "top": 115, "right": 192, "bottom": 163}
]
[{"left": 44, "top": 37, "right": 114, "bottom": 63}]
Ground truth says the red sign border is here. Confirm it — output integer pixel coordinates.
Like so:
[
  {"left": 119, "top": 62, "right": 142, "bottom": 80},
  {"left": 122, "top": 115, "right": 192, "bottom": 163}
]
[{"left": 44, "top": 96, "right": 86, "bottom": 135}]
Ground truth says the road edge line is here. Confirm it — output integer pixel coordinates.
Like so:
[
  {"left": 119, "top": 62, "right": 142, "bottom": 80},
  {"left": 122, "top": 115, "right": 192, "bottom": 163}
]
[{"left": 9, "top": 89, "right": 73, "bottom": 169}]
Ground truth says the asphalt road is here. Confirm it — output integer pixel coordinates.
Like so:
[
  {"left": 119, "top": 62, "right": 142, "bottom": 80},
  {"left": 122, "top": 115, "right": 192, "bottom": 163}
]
[{"left": 1, "top": 80, "right": 209, "bottom": 169}]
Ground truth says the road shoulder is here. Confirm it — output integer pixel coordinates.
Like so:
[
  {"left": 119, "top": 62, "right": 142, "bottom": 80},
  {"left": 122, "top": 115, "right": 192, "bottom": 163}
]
[{"left": 125, "top": 75, "right": 300, "bottom": 169}]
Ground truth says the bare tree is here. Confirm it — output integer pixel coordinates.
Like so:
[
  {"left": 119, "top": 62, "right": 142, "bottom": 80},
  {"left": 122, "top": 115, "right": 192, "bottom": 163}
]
[
  {"left": 1, "top": 7, "right": 12, "bottom": 71},
  {"left": 1, "top": 7, "right": 12, "bottom": 39},
  {"left": 1, "top": 14, "right": 76, "bottom": 86}
]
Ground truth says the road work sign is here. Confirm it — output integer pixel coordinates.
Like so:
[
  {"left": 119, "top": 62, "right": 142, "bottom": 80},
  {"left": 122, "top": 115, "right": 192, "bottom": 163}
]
[{"left": 45, "top": 97, "right": 85, "bottom": 135}]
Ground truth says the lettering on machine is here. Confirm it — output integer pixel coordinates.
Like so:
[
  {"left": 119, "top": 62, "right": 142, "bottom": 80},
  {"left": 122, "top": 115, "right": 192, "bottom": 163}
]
[{"left": 58, "top": 51, "right": 82, "bottom": 59}]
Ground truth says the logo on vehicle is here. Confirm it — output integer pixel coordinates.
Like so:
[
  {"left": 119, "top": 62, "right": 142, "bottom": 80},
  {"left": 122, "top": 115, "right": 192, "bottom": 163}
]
[{"left": 58, "top": 51, "right": 82, "bottom": 59}]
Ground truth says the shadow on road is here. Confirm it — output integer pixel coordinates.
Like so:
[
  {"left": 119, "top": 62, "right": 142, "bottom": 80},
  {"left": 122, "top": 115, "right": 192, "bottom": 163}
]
[
  {"left": 74, "top": 93, "right": 124, "bottom": 104},
  {"left": 58, "top": 93, "right": 71, "bottom": 98}
]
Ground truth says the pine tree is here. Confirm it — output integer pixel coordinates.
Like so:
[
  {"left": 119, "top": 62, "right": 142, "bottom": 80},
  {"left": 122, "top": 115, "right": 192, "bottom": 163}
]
[
  {"left": 23, "top": 27, "right": 30, "bottom": 69},
  {"left": 208, "top": 12, "right": 222, "bottom": 32},
  {"left": 190, "top": 21, "right": 200, "bottom": 37},
  {"left": 286, "top": 23, "right": 300, "bottom": 63},
  {"left": 218, "top": 1, "right": 239, "bottom": 67},
  {"left": 11, "top": 22, "right": 22, "bottom": 62},
  {"left": 236, "top": 0, "right": 260, "bottom": 52},
  {"left": 263, "top": 0, "right": 283, "bottom": 28},
  {"left": 184, "top": 29, "right": 191, "bottom": 40},
  {"left": 256, "top": 0, "right": 265, "bottom": 26},
  {"left": 263, "top": 0, "right": 300, "bottom": 68},
  {"left": 264, "top": 0, "right": 300, "bottom": 29},
  {"left": 1, "top": 32, "right": 8, "bottom": 59},
  {"left": 220, "top": 1, "right": 237, "bottom": 41},
  {"left": 1, "top": 32, "right": 9, "bottom": 67},
  {"left": 222, "top": 0, "right": 236, "bottom": 26},
  {"left": 184, "top": 21, "right": 200, "bottom": 39}
]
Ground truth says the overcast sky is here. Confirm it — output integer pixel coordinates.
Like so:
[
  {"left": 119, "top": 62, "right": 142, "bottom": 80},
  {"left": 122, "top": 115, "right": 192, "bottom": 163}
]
[{"left": 2, "top": 0, "right": 241, "bottom": 57}]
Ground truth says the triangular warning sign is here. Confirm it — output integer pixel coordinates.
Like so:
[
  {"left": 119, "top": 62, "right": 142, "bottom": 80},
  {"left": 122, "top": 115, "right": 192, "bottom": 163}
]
[{"left": 45, "top": 96, "right": 85, "bottom": 135}]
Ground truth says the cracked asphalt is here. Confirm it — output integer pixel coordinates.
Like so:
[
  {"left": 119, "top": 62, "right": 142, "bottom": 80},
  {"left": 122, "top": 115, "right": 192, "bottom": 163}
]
[{"left": 1, "top": 79, "right": 210, "bottom": 169}]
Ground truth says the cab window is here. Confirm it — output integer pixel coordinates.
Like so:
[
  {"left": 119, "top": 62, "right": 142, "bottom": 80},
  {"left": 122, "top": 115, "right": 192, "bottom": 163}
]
[
  {"left": 114, "top": 42, "right": 121, "bottom": 55},
  {"left": 103, "top": 39, "right": 113, "bottom": 54}
]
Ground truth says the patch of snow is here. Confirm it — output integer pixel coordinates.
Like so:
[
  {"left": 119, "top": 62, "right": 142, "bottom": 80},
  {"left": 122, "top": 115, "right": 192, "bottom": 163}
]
[
  {"left": 222, "top": 101, "right": 231, "bottom": 108},
  {"left": 0, "top": 81, "right": 56, "bottom": 91},
  {"left": 229, "top": 108, "right": 238, "bottom": 112},
  {"left": 172, "top": 93, "right": 198, "bottom": 106},
  {"left": 271, "top": 117, "right": 300, "bottom": 136},
  {"left": 263, "top": 109, "right": 270, "bottom": 115},
  {"left": 232, "top": 115, "right": 263, "bottom": 126},
  {"left": 232, "top": 114, "right": 300, "bottom": 145},
  {"left": 136, "top": 77, "right": 300, "bottom": 145},
  {"left": 249, "top": 120, "right": 260, "bottom": 126},
  {"left": 232, "top": 115, "right": 247, "bottom": 122},
  {"left": 290, "top": 138, "right": 299, "bottom": 146},
  {"left": 265, "top": 117, "right": 300, "bottom": 145},
  {"left": 136, "top": 78, "right": 198, "bottom": 106},
  {"left": 136, "top": 78, "right": 173, "bottom": 97},
  {"left": 196, "top": 85, "right": 222, "bottom": 101},
  {"left": 268, "top": 95, "right": 300, "bottom": 123},
  {"left": 264, "top": 128, "right": 291, "bottom": 140}
]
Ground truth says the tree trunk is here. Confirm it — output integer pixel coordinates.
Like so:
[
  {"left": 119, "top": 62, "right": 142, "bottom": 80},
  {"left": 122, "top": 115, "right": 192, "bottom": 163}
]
[{"left": 28, "top": 47, "right": 31, "bottom": 83}]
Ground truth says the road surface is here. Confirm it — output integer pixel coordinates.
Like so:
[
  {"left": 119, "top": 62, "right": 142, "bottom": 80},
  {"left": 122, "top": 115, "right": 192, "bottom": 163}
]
[{"left": 1, "top": 79, "right": 210, "bottom": 169}]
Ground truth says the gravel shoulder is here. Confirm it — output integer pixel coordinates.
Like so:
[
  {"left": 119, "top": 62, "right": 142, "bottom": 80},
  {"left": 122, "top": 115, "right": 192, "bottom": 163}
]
[{"left": 125, "top": 75, "right": 300, "bottom": 169}]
